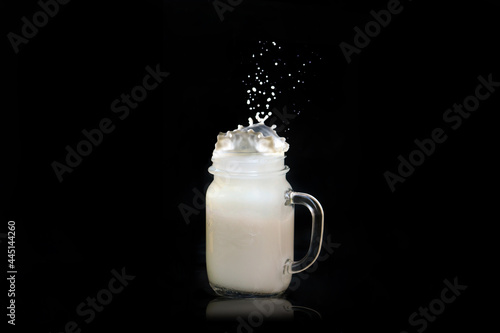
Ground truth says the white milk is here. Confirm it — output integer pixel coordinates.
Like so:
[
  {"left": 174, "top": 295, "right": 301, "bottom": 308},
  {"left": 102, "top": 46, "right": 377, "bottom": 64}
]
[{"left": 206, "top": 114, "right": 294, "bottom": 295}]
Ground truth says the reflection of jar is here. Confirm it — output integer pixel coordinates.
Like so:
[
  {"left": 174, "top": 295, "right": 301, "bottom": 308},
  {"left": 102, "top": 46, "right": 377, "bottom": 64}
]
[
  {"left": 206, "top": 298, "right": 294, "bottom": 321},
  {"left": 206, "top": 154, "right": 324, "bottom": 297}
]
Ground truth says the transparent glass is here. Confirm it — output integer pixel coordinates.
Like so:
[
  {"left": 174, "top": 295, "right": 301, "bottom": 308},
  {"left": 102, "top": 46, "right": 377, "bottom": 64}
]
[{"left": 206, "top": 156, "right": 324, "bottom": 297}]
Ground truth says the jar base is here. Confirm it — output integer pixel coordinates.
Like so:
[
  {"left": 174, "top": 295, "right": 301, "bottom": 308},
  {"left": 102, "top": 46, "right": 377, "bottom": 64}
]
[{"left": 210, "top": 283, "right": 286, "bottom": 298}]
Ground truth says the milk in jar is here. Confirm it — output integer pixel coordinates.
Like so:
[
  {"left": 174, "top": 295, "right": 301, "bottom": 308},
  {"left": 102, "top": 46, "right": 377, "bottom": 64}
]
[{"left": 206, "top": 117, "right": 293, "bottom": 296}]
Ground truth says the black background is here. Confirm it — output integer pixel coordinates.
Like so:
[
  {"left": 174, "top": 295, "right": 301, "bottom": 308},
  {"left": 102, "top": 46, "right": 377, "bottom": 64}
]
[{"left": 2, "top": 0, "right": 499, "bottom": 332}]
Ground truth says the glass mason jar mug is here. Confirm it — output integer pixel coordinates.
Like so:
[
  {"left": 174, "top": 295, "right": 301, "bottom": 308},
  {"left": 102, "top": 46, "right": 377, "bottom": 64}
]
[{"left": 206, "top": 154, "right": 324, "bottom": 297}]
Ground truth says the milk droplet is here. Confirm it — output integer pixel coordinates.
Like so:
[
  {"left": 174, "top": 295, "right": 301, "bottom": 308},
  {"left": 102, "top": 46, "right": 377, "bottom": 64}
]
[{"left": 255, "top": 111, "right": 272, "bottom": 123}]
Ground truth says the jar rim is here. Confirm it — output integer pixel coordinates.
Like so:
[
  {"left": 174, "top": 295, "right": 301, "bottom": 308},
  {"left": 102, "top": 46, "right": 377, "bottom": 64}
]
[
  {"left": 211, "top": 153, "right": 286, "bottom": 159},
  {"left": 208, "top": 165, "right": 290, "bottom": 177}
]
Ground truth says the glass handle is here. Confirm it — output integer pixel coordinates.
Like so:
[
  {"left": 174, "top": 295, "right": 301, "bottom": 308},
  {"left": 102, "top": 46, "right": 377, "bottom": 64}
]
[{"left": 284, "top": 190, "right": 324, "bottom": 274}]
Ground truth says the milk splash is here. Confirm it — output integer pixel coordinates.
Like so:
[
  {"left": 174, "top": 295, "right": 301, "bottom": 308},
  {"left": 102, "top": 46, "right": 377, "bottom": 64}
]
[{"left": 213, "top": 112, "right": 289, "bottom": 158}]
